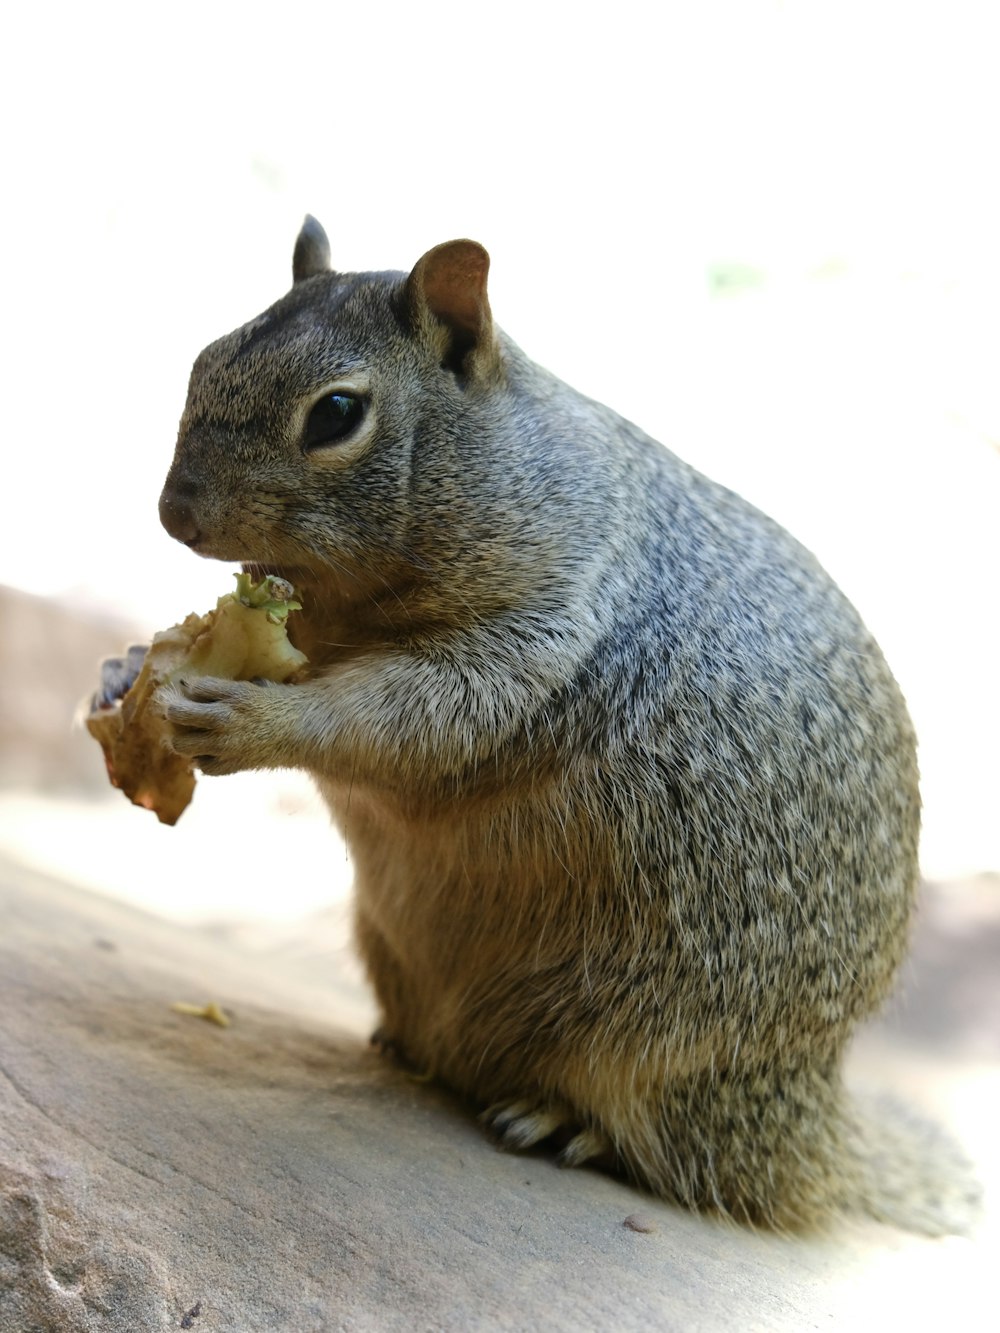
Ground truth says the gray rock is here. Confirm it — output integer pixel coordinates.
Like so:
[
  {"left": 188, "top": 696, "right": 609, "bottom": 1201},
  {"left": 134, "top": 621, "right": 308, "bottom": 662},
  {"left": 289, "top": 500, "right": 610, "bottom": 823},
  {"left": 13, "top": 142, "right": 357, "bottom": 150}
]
[{"left": 1, "top": 854, "right": 995, "bottom": 1331}]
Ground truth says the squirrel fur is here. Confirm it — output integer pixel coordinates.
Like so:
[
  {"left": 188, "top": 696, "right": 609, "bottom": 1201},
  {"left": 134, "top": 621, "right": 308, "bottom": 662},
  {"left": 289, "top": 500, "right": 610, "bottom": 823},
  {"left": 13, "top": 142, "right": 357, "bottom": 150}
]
[{"left": 157, "top": 216, "right": 978, "bottom": 1233}]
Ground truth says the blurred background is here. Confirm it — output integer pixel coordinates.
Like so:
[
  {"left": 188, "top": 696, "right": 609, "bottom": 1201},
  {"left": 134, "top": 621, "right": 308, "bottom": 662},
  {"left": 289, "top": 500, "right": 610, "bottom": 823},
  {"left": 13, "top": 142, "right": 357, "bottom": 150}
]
[{"left": 1, "top": 0, "right": 997, "bottom": 921}]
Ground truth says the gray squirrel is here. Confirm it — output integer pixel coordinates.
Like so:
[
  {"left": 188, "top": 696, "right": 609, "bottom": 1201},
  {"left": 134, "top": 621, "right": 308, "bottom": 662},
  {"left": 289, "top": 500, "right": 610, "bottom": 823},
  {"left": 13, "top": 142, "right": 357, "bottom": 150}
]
[{"left": 152, "top": 215, "right": 977, "bottom": 1232}]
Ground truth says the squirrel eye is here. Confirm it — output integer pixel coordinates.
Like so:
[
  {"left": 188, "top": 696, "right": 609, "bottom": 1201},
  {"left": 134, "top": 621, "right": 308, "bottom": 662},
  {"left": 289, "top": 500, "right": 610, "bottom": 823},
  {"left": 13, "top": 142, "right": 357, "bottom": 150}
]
[{"left": 302, "top": 393, "right": 365, "bottom": 451}]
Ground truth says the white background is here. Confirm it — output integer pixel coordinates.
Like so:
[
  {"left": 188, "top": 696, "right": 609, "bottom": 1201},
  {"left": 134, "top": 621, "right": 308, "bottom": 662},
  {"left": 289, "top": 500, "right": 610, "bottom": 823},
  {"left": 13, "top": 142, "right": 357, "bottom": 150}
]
[{"left": 2, "top": 0, "right": 998, "bottom": 903}]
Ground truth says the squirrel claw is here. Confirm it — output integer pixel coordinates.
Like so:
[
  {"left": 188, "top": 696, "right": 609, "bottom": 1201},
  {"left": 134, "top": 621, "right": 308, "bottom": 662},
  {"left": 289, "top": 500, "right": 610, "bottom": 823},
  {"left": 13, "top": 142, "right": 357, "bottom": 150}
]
[
  {"left": 90, "top": 644, "right": 149, "bottom": 711},
  {"left": 369, "top": 1027, "right": 412, "bottom": 1067},
  {"left": 555, "top": 1127, "right": 612, "bottom": 1168},
  {"left": 482, "top": 1099, "right": 573, "bottom": 1151}
]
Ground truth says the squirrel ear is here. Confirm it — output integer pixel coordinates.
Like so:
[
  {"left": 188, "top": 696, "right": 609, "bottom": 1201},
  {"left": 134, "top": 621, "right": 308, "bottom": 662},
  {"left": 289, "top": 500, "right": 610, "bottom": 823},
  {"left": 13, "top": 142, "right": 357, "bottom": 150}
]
[
  {"left": 293, "top": 215, "right": 332, "bottom": 283},
  {"left": 405, "top": 240, "right": 496, "bottom": 375}
]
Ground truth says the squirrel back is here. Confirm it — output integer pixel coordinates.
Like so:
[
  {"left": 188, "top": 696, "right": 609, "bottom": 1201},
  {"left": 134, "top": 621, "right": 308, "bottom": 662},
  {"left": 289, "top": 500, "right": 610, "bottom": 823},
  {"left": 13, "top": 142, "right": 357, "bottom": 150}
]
[{"left": 159, "top": 217, "right": 979, "bottom": 1233}]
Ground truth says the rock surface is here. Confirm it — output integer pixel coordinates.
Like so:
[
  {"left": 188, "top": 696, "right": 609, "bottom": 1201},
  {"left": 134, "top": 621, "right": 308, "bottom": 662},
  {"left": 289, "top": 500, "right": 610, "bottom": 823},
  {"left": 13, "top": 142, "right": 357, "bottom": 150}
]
[{"left": 1, "top": 853, "right": 996, "bottom": 1332}]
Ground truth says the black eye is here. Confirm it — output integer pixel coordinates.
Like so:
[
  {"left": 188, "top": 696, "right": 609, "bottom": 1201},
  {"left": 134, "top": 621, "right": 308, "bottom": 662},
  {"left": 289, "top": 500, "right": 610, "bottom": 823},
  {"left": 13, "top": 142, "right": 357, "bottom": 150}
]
[{"left": 302, "top": 393, "right": 365, "bottom": 451}]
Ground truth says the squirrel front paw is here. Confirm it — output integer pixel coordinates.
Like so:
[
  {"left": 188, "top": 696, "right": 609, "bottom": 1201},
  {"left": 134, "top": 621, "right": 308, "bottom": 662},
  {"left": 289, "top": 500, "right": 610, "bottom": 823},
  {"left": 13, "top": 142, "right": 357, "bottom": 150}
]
[
  {"left": 163, "top": 677, "right": 297, "bottom": 776},
  {"left": 91, "top": 644, "right": 148, "bottom": 710}
]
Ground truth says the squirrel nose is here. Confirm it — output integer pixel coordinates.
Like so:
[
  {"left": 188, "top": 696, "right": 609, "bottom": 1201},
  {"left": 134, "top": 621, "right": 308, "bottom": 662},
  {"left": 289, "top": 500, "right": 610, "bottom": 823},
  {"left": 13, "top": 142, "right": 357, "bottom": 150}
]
[{"left": 159, "top": 487, "right": 202, "bottom": 547}]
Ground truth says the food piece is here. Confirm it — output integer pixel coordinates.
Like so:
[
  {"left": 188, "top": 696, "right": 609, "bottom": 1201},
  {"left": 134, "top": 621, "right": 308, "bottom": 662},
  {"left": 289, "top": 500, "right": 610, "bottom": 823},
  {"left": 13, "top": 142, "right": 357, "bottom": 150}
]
[{"left": 86, "top": 572, "right": 308, "bottom": 825}]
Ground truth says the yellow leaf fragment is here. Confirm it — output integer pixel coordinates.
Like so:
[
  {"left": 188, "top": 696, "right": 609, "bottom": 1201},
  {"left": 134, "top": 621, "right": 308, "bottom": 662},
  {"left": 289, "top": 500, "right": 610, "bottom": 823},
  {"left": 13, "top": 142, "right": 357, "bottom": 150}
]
[{"left": 170, "top": 1000, "right": 232, "bottom": 1028}]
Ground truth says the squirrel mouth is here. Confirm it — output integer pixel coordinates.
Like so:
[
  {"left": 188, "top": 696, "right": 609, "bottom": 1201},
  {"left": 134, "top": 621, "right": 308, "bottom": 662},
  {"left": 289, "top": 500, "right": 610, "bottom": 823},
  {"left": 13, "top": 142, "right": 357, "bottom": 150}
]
[
  {"left": 241, "top": 559, "right": 315, "bottom": 586},
  {"left": 185, "top": 537, "right": 245, "bottom": 562}
]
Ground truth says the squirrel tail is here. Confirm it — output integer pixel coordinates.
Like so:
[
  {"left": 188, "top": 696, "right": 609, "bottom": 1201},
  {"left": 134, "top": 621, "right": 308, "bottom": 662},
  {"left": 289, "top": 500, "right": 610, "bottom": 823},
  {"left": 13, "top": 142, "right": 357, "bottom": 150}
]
[
  {"left": 606, "top": 1061, "right": 980, "bottom": 1234},
  {"left": 847, "top": 1089, "right": 981, "bottom": 1235},
  {"left": 610, "top": 1063, "right": 980, "bottom": 1234}
]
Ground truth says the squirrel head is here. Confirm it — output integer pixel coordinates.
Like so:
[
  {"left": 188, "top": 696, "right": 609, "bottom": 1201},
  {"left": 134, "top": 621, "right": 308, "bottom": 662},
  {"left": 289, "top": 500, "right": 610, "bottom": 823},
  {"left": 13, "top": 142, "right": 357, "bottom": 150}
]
[{"left": 159, "top": 216, "right": 504, "bottom": 593}]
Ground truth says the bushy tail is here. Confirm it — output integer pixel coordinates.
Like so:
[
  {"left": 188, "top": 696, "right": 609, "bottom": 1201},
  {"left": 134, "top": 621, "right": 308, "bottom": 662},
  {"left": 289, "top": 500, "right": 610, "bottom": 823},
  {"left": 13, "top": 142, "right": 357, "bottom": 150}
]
[
  {"left": 847, "top": 1089, "right": 981, "bottom": 1235},
  {"left": 605, "top": 1064, "right": 980, "bottom": 1235}
]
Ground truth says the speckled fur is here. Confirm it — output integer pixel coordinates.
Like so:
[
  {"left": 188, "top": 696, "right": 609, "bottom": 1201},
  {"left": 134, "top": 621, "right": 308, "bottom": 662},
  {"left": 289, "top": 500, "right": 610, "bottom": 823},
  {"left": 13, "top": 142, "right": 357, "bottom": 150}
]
[{"left": 160, "top": 219, "right": 977, "bottom": 1233}]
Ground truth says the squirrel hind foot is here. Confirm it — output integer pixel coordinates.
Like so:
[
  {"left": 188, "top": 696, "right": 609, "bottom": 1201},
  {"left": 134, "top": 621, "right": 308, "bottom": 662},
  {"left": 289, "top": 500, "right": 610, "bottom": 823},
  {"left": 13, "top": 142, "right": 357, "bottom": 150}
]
[
  {"left": 556, "top": 1127, "right": 614, "bottom": 1170},
  {"left": 481, "top": 1099, "right": 612, "bottom": 1166},
  {"left": 482, "top": 1099, "right": 567, "bottom": 1149},
  {"left": 369, "top": 1027, "right": 416, "bottom": 1069}
]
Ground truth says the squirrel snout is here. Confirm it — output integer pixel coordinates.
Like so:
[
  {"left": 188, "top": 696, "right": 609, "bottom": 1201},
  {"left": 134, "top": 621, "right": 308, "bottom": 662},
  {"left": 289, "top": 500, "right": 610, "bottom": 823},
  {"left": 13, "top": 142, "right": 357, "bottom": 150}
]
[{"left": 158, "top": 486, "right": 202, "bottom": 548}]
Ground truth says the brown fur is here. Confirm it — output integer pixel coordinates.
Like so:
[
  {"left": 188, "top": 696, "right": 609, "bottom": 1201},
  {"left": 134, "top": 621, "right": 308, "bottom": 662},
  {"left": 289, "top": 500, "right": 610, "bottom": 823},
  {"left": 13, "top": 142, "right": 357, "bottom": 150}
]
[{"left": 158, "top": 217, "right": 979, "bottom": 1232}]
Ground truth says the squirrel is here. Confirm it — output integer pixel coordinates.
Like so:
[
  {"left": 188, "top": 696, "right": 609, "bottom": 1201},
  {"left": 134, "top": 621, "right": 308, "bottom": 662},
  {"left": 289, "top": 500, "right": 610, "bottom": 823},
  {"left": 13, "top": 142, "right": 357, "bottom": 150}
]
[{"left": 151, "top": 214, "right": 978, "bottom": 1233}]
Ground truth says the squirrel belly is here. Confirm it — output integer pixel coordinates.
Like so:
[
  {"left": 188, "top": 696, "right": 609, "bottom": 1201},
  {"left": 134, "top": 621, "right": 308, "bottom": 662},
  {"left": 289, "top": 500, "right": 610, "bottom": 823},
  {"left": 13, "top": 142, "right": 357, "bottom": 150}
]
[{"left": 160, "top": 217, "right": 979, "bottom": 1234}]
